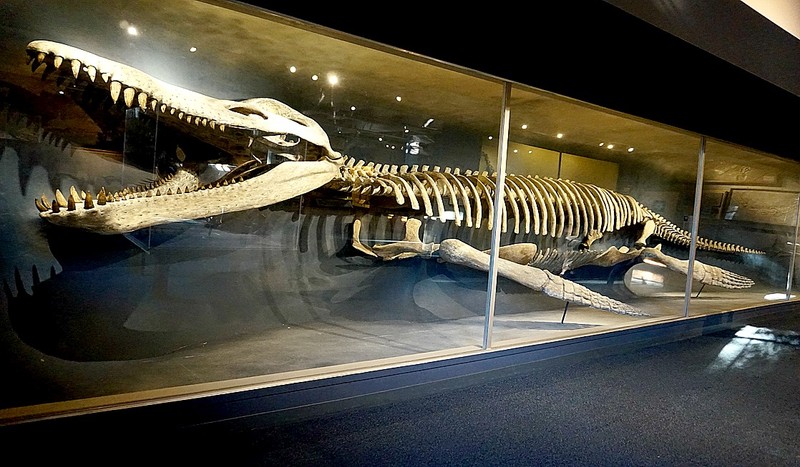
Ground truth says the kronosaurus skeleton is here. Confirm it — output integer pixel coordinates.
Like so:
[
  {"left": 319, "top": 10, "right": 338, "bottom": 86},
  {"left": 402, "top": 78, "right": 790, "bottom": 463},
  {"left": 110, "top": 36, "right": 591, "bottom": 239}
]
[{"left": 25, "top": 40, "right": 763, "bottom": 317}]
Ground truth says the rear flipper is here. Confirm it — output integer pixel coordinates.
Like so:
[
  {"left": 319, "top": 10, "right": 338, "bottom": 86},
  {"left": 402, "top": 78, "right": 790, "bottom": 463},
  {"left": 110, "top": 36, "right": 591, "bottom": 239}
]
[{"left": 640, "top": 246, "right": 755, "bottom": 289}]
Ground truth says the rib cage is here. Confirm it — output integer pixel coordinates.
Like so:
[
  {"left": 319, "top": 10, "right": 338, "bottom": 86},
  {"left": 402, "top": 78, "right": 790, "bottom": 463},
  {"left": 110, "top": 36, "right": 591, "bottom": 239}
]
[
  {"left": 332, "top": 157, "right": 646, "bottom": 238},
  {"left": 330, "top": 157, "right": 764, "bottom": 255}
]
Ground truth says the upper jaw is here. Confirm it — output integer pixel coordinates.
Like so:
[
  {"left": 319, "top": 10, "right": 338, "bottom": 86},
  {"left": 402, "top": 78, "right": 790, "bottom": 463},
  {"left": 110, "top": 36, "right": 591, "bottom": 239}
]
[{"left": 26, "top": 40, "right": 342, "bottom": 162}]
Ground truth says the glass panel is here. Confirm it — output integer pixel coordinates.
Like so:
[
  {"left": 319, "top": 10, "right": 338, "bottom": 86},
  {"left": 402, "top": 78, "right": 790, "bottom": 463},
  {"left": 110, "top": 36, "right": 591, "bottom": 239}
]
[
  {"left": 688, "top": 139, "right": 800, "bottom": 315},
  {"left": 490, "top": 85, "right": 704, "bottom": 344},
  {"left": 0, "top": 0, "right": 504, "bottom": 416}
]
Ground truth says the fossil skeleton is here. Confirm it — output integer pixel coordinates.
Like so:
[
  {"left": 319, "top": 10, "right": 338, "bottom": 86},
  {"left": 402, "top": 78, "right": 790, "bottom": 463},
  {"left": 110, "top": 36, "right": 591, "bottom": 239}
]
[{"left": 26, "top": 40, "right": 764, "bottom": 317}]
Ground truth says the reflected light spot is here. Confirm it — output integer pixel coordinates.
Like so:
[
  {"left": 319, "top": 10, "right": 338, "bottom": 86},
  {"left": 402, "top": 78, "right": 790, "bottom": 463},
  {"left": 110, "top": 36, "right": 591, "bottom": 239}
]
[
  {"left": 189, "top": 46, "right": 197, "bottom": 53},
  {"left": 606, "top": 144, "right": 614, "bottom": 149},
  {"left": 556, "top": 133, "right": 563, "bottom": 138},
  {"left": 765, "top": 292, "right": 796, "bottom": 300},
  {"left": 327, "top": 73, "right": 339, "bottom": 86},
  {"left": 289, "top": 66, "right": 297, "bottom": 73},
  {"left": 311, "top": 74, "right": 319, "bottom": 81},
  {"left": 627, "top": 147, "right": 635, "bottom": 153},
  {"left": 350, "top": 105, "right": 356, "bottom": 111},
  {"left": 396, "top": 96, "right": 402, "bottom": 102},
  {"left": 521, "top": 124, "right": 528, "bottom": 130},
  {"left": 127, "top": 26, "right": 139, "bottom": 36}
]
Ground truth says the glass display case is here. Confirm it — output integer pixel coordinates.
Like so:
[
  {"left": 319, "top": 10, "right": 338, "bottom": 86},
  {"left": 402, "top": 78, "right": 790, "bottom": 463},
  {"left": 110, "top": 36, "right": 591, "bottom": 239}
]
[{"left": 0, "top": 0, "right": 796, "bottom": 422}]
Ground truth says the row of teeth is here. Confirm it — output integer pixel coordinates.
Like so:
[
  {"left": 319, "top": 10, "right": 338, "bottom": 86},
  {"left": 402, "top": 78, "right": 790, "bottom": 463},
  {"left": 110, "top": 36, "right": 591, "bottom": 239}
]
[
  {"left": 35, "top": 175, "right": 246, "bottom": 214},
  {"left": 28, "top": 51, "right": 228, "bottom": 132}
]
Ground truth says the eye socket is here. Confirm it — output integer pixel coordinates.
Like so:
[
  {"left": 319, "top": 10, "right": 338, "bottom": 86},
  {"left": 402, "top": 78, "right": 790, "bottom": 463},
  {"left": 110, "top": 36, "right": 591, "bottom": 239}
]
[{"left": 227, "top": 106, "right": 269, "bottom": 119}]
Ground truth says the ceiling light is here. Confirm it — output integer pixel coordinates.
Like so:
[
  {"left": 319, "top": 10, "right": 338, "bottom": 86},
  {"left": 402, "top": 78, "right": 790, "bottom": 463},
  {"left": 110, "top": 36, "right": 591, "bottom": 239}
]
[
  {"left": 627, "top": 147, "right": 635, "bottom": 153},
  {"left": 350, "top": 105, "right": 356, "bottom": 111},
  {"left": 606, "top": 144, "right": 614, "bottom": 149},
  {"left": 556, "top": 133, "right": 563, "bottom": 138},
  {"left": 311, "top": 74, "right": 319, "bottom": 81},
  {"left": 598, "top": 142, "right": 605, "bottom": 147},
  {"left": 127, "top": 26, "right": 139, "bottom": 36},
  {"left": 488, "top": 136, "right": 494, "bottom": 140},
  {"left": 289, "top": 66, "right": 297, "bottom": 73},
  {"left": 521, "top": 124, "right": 528, "bottom": 130},
  {"left": 189, "top": 47, "right": 197, "bottom": 53},
  {"left": 396, "top": 96, "right": 402, "bottom": 102},
  {"left": 327, "top": 73, "right": 339, "bottom": 86},
  {"left": 513, "top": 149, "right": 519, "bottom": 153}
]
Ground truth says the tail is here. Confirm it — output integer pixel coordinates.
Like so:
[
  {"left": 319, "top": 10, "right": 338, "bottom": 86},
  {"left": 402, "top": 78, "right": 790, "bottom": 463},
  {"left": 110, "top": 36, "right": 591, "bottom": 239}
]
[{"left": 641, "top": 205, "right": 765, "bottom": 255}]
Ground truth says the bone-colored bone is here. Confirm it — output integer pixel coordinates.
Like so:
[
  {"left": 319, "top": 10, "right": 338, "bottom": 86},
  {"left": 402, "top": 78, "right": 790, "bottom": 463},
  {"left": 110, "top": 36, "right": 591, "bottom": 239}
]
[
  {"left": 641, "top": 247, "right": 754, "bottom": 288},
  {"left": 505, "top": 177, "right": 530, "bottom": 234},
  {"left": 110, "top": 81, "right": 121, "bottom": 104},
  {"left": 443, "top": 172, "right": 473, "bottom": 228},
  {"left": 71, "top": 59, "right": 81, "bottom": 79},
  {"left": 509, "top": 175, "right": 541, "bottom": 235},
  {"left": 437, "top": 239, "right": 644, "bottom": 316},
  {"left": 403, "top": 173, "right": 433, "bottom": 217},
  {"left": 419, "top": 173, "right": 448, "bottom": 224}
]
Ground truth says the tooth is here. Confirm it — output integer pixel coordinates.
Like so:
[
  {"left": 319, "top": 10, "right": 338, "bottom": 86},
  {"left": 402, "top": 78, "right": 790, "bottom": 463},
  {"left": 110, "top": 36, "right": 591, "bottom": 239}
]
[
  {"left": 37, "top": 52, "right": 45, "bottom": 63},
  {"left": 35, "top": 198, "right": 47, "bottom": 212},
  {"left": 219, "top": 124, "right": 225, "bottom": 132},
  {"left": 185, "top": 115, "right": 191, "bottom": 123},
  {"left": 110, "top": 81, "right": 121, "bottom": 103},
  {"left": 138, "top": 92, "right": 148, "bottom": 108},
  {"left": 55, "top": 189, "right": 68, "bottom": 208},
  {"left": 101, "top": 73, "right": 110, "bottom": 82},
  {"left": 67, "top": 194, "right": 76, "bottom": 211},
  {"left": 51, "top": 199, "right": 60, "bottom": 213},
  {"left": 201, "top": 118, "right": 207, "bottom": 126},
  {"left": 98, "top": 188, "right": 107, "bottom": 205},
  {"left": 71, "top": 59, "right": 81, "bottom": 78},
  {"left": 53, "top": 56, "right": 63, "bottom": 68},
  {"left": 160, "top": 104, "right": 167, "bottom": 113},
  {"left": 209, "top": 121, "right": 216, "bottom": 130},
  {"left": 170, "top": 107, "right": 176, "bottom": 115},
  {"left": 124, "top": 87, "right": 136, "bottom": 107},
  {"left": 178, "top": 112, "right": 184, "bottom": 120},
  {"left": 150, "top": 100, "right": 158, "bottom": 111},
  {"left": 70, "top": 186, "right": 81, "bottom": 201},
  {"left": 84, "top": 192, "right": 94, "bottom": 209},
  {"left": 86, "top": 65, "right": 97, "bottom": 82}
]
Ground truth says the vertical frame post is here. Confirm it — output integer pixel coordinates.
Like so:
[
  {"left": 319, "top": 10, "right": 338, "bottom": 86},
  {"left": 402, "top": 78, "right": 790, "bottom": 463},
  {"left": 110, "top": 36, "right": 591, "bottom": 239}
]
[
  {"left": 683, "top": 136, "right": 706, "bottom": 317},
  {"left": 483, "top": 82, "right": 512, "bottom": 350}
]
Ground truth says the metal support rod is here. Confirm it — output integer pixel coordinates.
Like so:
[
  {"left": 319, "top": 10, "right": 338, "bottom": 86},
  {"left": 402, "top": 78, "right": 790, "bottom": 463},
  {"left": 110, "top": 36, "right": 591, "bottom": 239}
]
[
  {"left": 785, "top": 194, "right": 800, "bottom": 297},
  {"left": 561, "top": 302, "right": 569, "bottom": 324},
  {"left": 683, "top": 136, "right": 706, "bottom": 317},
  {"left": 483, "top": 82, "right": 512, "bottom": 350}
]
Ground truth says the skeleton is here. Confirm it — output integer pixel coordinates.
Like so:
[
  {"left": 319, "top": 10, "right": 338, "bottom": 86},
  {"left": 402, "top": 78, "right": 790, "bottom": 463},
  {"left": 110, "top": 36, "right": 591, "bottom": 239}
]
[{"left": 26, "top": 40, "right": 764, "bottom": 317}]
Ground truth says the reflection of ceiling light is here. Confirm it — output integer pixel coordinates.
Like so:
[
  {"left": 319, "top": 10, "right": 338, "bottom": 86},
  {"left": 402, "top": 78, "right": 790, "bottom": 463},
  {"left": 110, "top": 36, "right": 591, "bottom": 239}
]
[
  {"left": 513, "top": 149, "right": 518, "bottom": 153},
  {"left": 350, "top": 105, "right": 356, "bottom": 111},
  {"left": 599, "top": 142, "right": 605, "bottom": 147},
  {"left": 127, "top": 26, "right": 139, "bottom": 36},
  {"left": 556, "top": 133, "right": 563, "bottom": 138},
  {"left": 488, "top": 136, "right": 494, "bottom": 140},
  {"left": 627, "top": 147, "right": 635, "bottom": 153},
  {"left": 606, "top": 144, "right": 614, "bottom": 149},
  {"left": 765, "top": 293, "right": 796, "bottom": 300},
  {"left": 643, "top": 258, "right": 667, "bottom": 268},
  {"left": 521, "top": 124, "right": 528, "bottom": 129},
  {"left": 311, "top": 74, "right": 319, "bottom": 81},
  {"left": 289, "top": 66, "right": 297, "bottom": 73},
  {"left": 528, "top": 150, "right": 532, "bottom": 154},
  {"left": 423, "top": 118, "right": 434, "bottom": 128},
  {"left": 378, "top": 137, "right": 383, "bottom": 142},
  {"left": 327, "top": 73, "right": 339, "bottom": 86},
  {"left": 396, "top": 96, "right": 402, "bottom": 102},
  {"left": 189, "top": 46, "right": 197, "bottom": 53}
]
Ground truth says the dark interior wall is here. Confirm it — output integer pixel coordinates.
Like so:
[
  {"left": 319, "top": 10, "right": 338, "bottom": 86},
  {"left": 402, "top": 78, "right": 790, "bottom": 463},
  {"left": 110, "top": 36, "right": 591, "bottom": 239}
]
[{"left": 249, "top": 1, "right": 800, "bottom": 161}]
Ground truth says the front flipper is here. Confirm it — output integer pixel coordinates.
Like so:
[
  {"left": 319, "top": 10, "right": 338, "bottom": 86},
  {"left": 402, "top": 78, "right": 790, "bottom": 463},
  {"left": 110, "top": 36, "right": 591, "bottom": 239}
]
[
  {"left": 438, "top": 239, "right": 646, "bottom": 316},
  {"left": 640, "top": 246, "right": 755, "bottom": 289}
]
